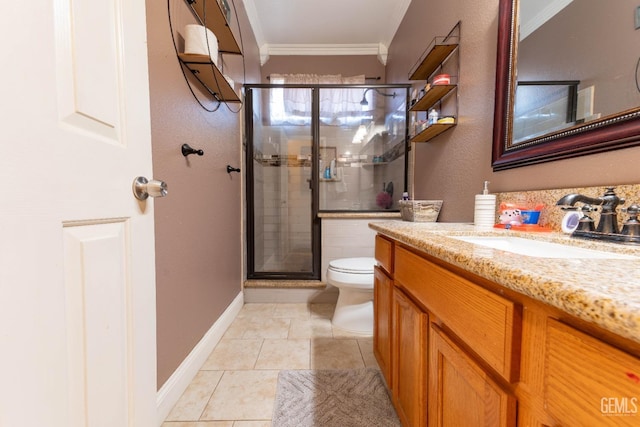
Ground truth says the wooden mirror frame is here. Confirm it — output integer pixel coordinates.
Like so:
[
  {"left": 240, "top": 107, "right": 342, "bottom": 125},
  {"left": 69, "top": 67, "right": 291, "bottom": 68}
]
[{"left": 491, "top": 0, "right": 640, "bottom": 171}]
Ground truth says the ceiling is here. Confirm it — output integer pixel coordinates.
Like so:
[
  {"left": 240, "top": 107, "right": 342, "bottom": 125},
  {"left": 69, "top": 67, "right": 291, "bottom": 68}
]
[
  {"left": 241, "top": 0, "right": 412, "bottom": 65},
  {"left": 519, "top": 0, "right": 573, "bottom": 40}
]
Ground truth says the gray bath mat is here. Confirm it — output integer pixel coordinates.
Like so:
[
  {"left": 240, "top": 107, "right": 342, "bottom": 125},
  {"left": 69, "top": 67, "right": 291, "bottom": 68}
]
[{"left": 272, "top": 368, "right": 401, "bottom": 427}]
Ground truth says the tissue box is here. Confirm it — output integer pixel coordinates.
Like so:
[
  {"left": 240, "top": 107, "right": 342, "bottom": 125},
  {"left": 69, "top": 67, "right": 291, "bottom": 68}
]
[
  {"left": 399, "top": 200, "right": 443, "bottom": 222},
  {"left": 520, "top": 210, "right": 541, "bottom": 225}
]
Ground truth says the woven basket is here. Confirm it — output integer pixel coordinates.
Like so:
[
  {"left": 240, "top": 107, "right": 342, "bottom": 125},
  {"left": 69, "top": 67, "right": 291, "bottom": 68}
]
[{"left": 399, "top": 200, "right": 443, "bottom": 222}]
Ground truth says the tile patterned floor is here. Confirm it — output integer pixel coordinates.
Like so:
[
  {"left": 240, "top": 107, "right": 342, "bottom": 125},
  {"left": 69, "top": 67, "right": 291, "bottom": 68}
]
[{"left": 162, "top": 303, "right": 379, "bottom": 427}]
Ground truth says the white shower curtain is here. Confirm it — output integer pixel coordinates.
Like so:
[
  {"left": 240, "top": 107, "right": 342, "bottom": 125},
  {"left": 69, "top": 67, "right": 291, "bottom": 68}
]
[{"left": 269, "top": 74, "right": 367, "bottom": 125}]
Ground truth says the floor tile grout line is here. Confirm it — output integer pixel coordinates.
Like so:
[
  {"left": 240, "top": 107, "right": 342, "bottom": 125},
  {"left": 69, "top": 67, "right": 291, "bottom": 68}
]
[
  {"left": 253, "top": 338, "right": 265, "bottom": 370},
  {"left": 195, "top": 369, "right": 225, "bottom": 422}
]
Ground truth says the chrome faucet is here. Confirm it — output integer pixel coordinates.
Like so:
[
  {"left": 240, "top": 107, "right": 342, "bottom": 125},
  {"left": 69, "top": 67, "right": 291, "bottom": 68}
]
[{"left": 556, "top": 187, "right": 624, "bottom": 233}]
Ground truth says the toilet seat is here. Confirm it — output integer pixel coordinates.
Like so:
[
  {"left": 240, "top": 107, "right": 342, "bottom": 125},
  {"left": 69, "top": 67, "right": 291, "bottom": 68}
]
[
  {"left": 328, "top": 257, "right": 375, "bottom": 274},
  {"left": 327, "top": 257, "right": 376, "bottom": 290}
]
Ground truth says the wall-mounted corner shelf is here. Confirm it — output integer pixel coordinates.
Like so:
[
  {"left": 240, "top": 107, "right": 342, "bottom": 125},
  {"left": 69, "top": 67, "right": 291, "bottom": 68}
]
[
  {"left": 408, "top": 43, "right": 458, "bottom": 81},
  {"left": 410, "top": 84, "right": 456, "bottom": 112},
  {"left": 184, "top": 0, "right": 242, "bottom": 55},
  {"left": 408, "top": 22, "right": 460, "bottom": 143},
  {"left": 411, "top": 122, "right": 457, "bottom": 142},
  {"left": 178, "top": 53, "right": 241, "bottom": 102}
]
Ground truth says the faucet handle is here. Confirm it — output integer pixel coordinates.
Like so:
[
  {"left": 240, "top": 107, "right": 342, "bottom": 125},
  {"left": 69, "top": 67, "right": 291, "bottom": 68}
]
[
  {"left": 621, "top": 204, "right": 640, "bottom": 236},
  {"left": 622, "top": 204, "right": 640, "bottom": 220},
  {"left": 576, "top": 204, "right": 596, "bottom": 232}
]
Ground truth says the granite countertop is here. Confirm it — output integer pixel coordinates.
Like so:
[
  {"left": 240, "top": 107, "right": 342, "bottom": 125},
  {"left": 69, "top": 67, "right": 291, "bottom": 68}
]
[{"left": 369, "top": 220, "right": 640, "bottom": 344}]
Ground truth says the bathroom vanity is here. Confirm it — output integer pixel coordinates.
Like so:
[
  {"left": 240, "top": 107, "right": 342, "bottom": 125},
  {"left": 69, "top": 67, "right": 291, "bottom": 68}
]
[{"left": 371, "top": 221, "right": 640, "bottom": 426}]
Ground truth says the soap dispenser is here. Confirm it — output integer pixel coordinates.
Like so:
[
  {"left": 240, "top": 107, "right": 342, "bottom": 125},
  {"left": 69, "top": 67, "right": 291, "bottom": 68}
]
[{"left": 474, "top": 181, "right": 497, "bottom": 229}]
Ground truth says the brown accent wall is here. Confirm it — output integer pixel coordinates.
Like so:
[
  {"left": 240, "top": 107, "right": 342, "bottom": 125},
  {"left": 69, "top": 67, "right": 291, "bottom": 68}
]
[
  {"left": 145, "top": 0, "right": 260, "bottom": 388},
  {"left": 386, "top": 0, "right": 640, "bottom": 223}
]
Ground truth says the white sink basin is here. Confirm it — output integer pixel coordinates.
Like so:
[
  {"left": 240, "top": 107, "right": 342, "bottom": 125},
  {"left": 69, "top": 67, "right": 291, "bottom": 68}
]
[{"left": 451, "top": 236, "right": 637, "bottom": 259}]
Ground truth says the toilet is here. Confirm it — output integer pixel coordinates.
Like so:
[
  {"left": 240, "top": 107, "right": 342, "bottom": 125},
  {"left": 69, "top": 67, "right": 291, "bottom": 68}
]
[{"left": 327, "top": 257, "right": 376, "bottom": 335}]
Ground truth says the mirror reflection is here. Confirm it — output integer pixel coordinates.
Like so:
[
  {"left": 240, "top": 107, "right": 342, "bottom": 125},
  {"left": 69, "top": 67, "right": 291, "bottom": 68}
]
[{"left": 512, "top": 0, "right": 640, "bottom": 146}]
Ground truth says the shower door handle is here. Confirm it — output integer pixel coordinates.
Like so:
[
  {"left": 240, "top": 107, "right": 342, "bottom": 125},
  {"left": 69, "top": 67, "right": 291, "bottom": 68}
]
[{"left": 306, "top": 178, "right": 312, "bottom": 190}]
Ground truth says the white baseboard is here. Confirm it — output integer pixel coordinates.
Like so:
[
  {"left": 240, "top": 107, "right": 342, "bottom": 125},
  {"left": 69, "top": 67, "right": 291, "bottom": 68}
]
[{"left": 156, "top": 291, "right": 244, "bottom": 425}]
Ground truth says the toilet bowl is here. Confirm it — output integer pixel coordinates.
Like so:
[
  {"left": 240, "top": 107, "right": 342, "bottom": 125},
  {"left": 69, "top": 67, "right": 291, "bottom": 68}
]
[{"left": 327, "top": 257, "right": 376, "bottom": 335}]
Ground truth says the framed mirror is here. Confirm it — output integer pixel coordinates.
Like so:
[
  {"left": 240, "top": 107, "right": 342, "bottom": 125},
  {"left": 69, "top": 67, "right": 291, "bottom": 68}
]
[{"left": 492, "top": 0, "right": 640, "bottom": 170}]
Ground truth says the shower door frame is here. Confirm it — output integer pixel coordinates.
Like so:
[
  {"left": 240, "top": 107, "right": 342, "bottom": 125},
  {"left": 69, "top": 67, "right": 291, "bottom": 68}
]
[
  {"left": 245, "top": 83, "right": 410, "bottom": 280},
  {"left": 245, "top": 84, "right": 322, "bottom": 280}
]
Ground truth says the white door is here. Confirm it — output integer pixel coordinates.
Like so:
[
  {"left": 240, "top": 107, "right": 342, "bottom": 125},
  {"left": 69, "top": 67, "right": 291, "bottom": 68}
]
[{"left": 0, "top": 0, "right": 159, "bottom": 426}]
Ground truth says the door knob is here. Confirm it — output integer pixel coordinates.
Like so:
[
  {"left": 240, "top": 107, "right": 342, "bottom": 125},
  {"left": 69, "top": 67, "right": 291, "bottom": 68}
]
[{"left": 132, "top": 176, "right": 168, "bottom": 200}]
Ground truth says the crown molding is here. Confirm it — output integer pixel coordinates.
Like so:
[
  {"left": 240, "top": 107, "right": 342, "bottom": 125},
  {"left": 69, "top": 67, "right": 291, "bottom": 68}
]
[{"left": 262, "top": 43, "right": 388, "bottom": 65}]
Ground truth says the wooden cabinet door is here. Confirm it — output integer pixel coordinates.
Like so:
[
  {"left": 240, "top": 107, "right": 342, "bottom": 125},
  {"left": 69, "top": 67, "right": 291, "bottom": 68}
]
[
  {"left": 545, "top": 319, "right": 640, "bottom": 426},
  {"left": 395, "top": 246, "right": 521, "bottom": 382},
  {"left": 429, "top": 324, "right": 516, "bottom": 427},
  {"left": 374, "top": 266, "right": 393, "bottom": 387},
  {"left": 393, "top": 287, "right": 428, "bottom": 427}
]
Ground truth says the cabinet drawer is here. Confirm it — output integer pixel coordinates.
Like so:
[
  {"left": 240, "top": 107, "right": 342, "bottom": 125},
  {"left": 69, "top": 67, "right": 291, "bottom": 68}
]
[
  {"left": 375, "top": 235, "right": 394, "bottom": 274},
  {"left": 545, "top": 319, "right": 640, "bottom": 426},
  {"left": 395, "top": 246, "right": 520, "bottom": 382}
]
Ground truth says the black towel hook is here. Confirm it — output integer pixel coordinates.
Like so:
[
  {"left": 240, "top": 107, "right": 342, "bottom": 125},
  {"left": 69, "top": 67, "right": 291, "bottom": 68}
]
[
  {"left": 226, "top": 165, "right": 241, "bottom": 174},
  {"left": 182, "top": 143, "right": 204, "bottom": 157}
]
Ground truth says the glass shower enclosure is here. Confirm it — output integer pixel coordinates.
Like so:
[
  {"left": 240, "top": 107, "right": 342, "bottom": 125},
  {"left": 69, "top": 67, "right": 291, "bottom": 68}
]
[{"left": 245, "top": 84, "right": 409, "bottom": 280}]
